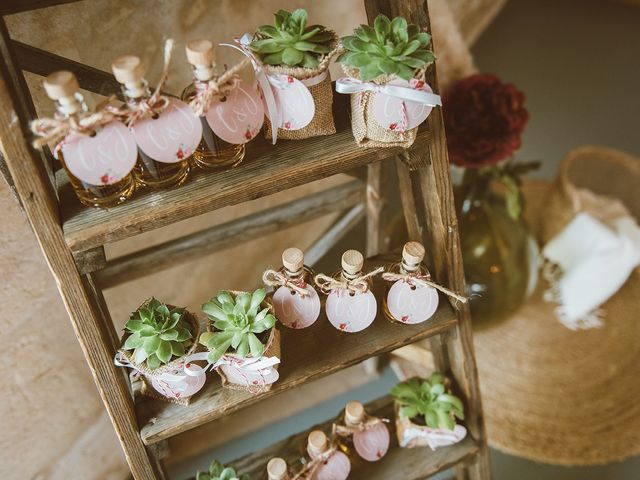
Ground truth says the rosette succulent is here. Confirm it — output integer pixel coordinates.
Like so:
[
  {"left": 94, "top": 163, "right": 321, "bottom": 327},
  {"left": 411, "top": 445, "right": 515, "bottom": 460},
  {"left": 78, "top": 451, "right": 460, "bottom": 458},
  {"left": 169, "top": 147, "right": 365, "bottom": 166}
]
[
  {"left": 200, "top": 289, "right": 276, "bottom": 364},
  {"left": 338, "top": 14, "right": 435, "bottom": 81},
  {"left": 122, "top": 298, "right": 192, "bottom": 370},
  {"left": 391, "top": 373, "right": 464, "bottom": 430},
  {"left": 196, "top": 460, "right": 249, "bottom": 480},
  {"left": 248, "top": 8, "right": 335, "bottom": 68}
]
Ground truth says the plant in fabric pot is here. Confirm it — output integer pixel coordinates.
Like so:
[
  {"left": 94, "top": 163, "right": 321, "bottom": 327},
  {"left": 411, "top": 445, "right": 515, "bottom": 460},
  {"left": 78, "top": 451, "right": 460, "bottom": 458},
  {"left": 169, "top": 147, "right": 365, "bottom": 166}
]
[
  {"left": 247, "top": 8, "right": 340, "bottom": 141},
  {"left": 444, "top": 73, "right": 540, "bottom": 327},
  {"left": 116, "top": 298, "right": 204, "bottom": 404},
  {"left": 336, "top": 15, "right": 442, "bottom": 148},
  {"left": 196, "top": 460, "right": 250, "bottom": 480},
  {"left": 391, "top": 374, "right": 467, "bottom": 450},
  {"left": 200, "top": 289, "right": 281, "bottom": 392}
]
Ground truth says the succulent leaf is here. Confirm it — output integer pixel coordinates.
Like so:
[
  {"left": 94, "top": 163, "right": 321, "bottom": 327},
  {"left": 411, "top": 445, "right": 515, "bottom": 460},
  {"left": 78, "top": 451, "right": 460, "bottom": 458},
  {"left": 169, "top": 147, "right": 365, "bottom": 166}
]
[
  {"left": 249, "top": 8, "right": 334, "bottom": 68},
  {"left": 195, "top": 460, "right": 248, "bottom": 480},
  {"left": 338, "top": 14, "right": 435, "bottom": 81}
]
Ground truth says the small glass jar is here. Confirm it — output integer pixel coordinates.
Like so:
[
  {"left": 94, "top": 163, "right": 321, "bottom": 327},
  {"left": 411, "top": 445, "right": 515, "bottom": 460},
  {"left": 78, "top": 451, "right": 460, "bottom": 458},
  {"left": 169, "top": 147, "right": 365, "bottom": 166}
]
[
  {"left": 335, "top": 401, "right": 390, "bottom": 462},
  {"left": 306, "top": 431, "right": 351, "bottom": 480}
]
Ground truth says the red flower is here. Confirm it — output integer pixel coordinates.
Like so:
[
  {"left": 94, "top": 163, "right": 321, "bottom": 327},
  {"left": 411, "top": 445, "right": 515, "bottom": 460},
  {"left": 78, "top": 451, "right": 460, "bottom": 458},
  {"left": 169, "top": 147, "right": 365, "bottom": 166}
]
[
  {"left": 389, "top": 123, "right": 398, "bottom": 131},
  {"left": 443, "top": 74, "right": 528, "bottom": 168},
  {"left": 100, "top": 174, "right": 110, "bottom": 184},
  {"left": 287, "top": 76, "right": 294, "bottom": 84},
  {"left": 401, "top": 315, "right": 409, "bottom": 323},
  {"left": 339, "top": 323, "right": 347, "bottom": 330},
  {"left": 283, "top": 121, "right": 292, "bottom": 130},
  {"left": 245, "top": 129, "right": 253, "bottom": 140},
  {"left": 176, "top": 148, "right": 185, "bottom": 159},
  {"left": 414, "top": 80, "right": 425, "bottom": 90}
]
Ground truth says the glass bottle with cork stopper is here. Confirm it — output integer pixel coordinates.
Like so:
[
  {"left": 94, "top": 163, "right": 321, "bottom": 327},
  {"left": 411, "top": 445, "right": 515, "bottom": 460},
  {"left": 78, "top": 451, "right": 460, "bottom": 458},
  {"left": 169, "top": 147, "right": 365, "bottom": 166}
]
[
  {"left": 270, "top": 247, "right": 321, "bottom": 329},
  {"left": 182, "top": 39, "right": 245, "bottom": 171},
  {"left": 335, "top": 401, "right": 390, "bottom": 462},
  {"left": 265, "top": 457, "right": 289, "bottom": 480},
  {"left": 383, "top": 241, "right": 440, "bottom": 324},
  {"left": 42, "top": 71, "right": 136, "bottom": 208},
  {"left": 112, "top": 54, "right": 192, "bottom": 189},
  {"left": 322, "top": 250, "right": 378, "bottom": 333},
  {"left": 305, "top": 430, "right": 350, "bottom": 480}
]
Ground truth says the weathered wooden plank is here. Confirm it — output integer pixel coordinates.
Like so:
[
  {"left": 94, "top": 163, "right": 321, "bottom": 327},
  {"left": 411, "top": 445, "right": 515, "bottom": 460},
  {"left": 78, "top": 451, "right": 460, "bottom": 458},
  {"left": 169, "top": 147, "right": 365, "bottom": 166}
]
[
  {"left": 74, "top": 246, "right": 107, "bottom": 275},
  {"left": 60, "top": 92, "right": 431, "bottom": 252},
  {"left": 227, "top": 396, "right": 479, "bottom": 480},
  {"left": 12, "top": 40, "right": 123, "bottom": 98},
  {"left": 366, "top": 161, "right": 383, "bottom": 257},
  {"left": 0, "top": 0, "right": 82, "bottom": 15},
  {"left": 0, "top": 29, "right": 160, "bottom": 480},
  {"left": 138, "top": 255, "right": 458, "bottom": 445},
  {"left": 95, "top": 180, "right": 364, "bottom": 287}
]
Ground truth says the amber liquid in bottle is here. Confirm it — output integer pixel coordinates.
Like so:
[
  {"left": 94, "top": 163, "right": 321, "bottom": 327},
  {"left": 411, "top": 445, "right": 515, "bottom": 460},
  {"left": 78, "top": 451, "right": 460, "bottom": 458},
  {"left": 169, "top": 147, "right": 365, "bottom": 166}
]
[
  {"left": 383, "top": 241, "right": 429, "bottom": 323},
  {"left": 44, "top": 72, "right": 135, "bottom": 208},
  {"left": 182, "top": 40, "right": 244, "bottom": 171}
]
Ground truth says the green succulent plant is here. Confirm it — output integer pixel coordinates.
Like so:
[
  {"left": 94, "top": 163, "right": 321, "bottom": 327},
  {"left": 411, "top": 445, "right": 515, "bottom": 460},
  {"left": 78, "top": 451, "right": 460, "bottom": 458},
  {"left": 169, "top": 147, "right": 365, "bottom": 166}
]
[
  {"left": 200, "top": 289, "right": 276, "bottom": 364},
  {"left": 196, "top": 460, "right": 250, "bottom": 480},
  {"left": 338, "top": 14, "right": 435, "bottom": 82},
  {"left": 248, "top": 8, "right": 335, "bottom": 68},
  {"left": 391, "top": 373, "right": 464, "bottom": 430},
  {"left": 122, "top": 298, "right": 192, "bottom": 370}
]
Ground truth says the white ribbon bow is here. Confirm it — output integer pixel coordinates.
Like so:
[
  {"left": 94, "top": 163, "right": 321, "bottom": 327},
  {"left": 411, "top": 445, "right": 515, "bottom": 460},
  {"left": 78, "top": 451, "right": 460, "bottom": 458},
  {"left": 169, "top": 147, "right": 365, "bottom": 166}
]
[
  {"left": 400, "top": 424, "right": 467, "bottom": 450},
  {"left": 335, "top": 77, "right": 442, "bottom": 107}
]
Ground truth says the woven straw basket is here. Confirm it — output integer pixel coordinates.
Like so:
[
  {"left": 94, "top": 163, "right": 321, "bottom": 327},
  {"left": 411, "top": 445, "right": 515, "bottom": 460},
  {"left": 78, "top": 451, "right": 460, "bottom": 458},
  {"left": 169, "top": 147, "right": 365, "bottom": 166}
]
[
  {"left": 260, "top": 32, "right": 340, "bottom": 141},
  {"left": 473, "top": 146, "right": 640, "bottom": 465}
]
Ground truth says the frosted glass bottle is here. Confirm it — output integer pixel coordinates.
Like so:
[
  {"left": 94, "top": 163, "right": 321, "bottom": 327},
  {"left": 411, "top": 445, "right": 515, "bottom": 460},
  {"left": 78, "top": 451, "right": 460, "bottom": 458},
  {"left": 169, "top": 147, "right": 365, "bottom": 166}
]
[
  {"left": 336, "top": 401, "right": 390, "bottom": 462},
  {"left": 42, "top": 71, "right": 136, "bottom": 208},
  {"left": 306, "top": 430, "right": 350, "bottom": 480},
  {"left": 112, "top": 55, "right": 193, "bottom": 189},
  {"left": 181, "top": 39, "right": 245, "bottom": 171}
]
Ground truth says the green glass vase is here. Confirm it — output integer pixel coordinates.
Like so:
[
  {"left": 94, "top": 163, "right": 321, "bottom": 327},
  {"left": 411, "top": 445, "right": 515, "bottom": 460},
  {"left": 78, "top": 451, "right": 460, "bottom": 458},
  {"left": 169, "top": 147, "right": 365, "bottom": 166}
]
[{"left": 456, "top": 172, "right": 531, "bottom": 327}]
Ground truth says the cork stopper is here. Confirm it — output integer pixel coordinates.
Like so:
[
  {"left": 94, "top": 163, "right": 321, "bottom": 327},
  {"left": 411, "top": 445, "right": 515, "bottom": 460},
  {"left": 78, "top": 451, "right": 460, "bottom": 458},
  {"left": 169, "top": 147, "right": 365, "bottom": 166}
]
[
  {"left": 267, "top": 458, "right": 288, "bottom": 480},
  {"left": 307, "top": 430, "right": 328, "bottom": 456},
  {"left": 402, "top": 241, "right": 425, "bottom": 269},
  {"left": 282, "top": 247, "right": 304, "bottom": 273},
  {"left": 111, "top": 55, "right": 145, "bottom": 84},
  {"left": 185, "top": 39, "right": 216, "bottom": 67},
  {"left": 345, "top": 401, "right": 365, "bottom": 426},
  {"left": 341, "top": 250, "right": 364, "bottom": 276},
  {"left": 43, "top": 71, "right": 79, "bottom": 100}
]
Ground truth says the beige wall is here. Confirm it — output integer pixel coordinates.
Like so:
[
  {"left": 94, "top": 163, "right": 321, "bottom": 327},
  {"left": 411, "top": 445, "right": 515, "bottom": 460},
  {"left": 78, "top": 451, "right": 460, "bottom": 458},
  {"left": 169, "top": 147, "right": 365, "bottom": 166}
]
[{"left": 0, "top": 1, "right": 503, "bottom": 478}]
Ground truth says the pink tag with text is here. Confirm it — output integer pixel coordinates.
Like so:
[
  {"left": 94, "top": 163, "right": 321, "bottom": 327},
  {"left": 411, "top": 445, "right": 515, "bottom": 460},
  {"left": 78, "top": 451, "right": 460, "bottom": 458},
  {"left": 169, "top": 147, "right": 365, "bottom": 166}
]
[
  {"left": 371, "top": 78, "right": 434, "bottom": 132},
  {"left": 206, "top": 80, "right": 264, "bottom": 144},
  {"left": 273, "top": 284, "right": 321, "bottom": 329},
  {"left": 61, "top": 121, "right": 137, "bottom": 186},
  {"left": 354, "top": 422, "right": 390, "bottom": 461},
  {"left": 269, "top": 74, "right": 314, "bottom": 130},
  {"left": 387, "top": 280, "right": 439, "bottom": 324},
  {"left": 326, "top": 290, "right": 377, "bottom": 333},
  {"left": 132, "top": 98, "right": 202, "bottom": 163}
]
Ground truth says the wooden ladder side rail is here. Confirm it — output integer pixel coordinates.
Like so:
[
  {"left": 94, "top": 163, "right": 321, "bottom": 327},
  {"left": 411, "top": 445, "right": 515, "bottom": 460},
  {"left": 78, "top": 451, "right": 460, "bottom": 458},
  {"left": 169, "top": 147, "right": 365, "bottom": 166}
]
[
  {"left": 0, "top": 0, "right": 83, "bottom": 15},
  {"left": 0, "top": 21, "right": 162, "bottom": 480}
]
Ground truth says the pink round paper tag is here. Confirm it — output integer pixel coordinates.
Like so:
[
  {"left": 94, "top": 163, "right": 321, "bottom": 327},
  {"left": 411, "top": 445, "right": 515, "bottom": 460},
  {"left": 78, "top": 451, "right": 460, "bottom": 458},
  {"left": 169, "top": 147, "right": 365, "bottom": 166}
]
[
  {"left": 149, "top": 365, "right": 206, "bottom": 400},
  {"left": 354, "top": 422, "right": 390, "bottom": 462},
  {"left": 268, "top": 74, "right": 314, "bottom": 131},
  {"left": 206, "top": 80, "right": 264, "bottom": 144},
  {"left": 61, "top": 121, "right": 137, "bottom": 186},
  {"left": 326, "top": 290, "right": 377, "bottom": 333},
  {"left": 371, "top": 78, "right": 434, "bottom": 131},
  {"left": 311, "top": 450, "right": 351, "bottom": 480},
  {"left": 273, "top": 284, "right": 321, "bottom": 329},
  {"left": 387, "top": 280, "right": 439, "bottom": 324},
  {"left": 132, "top": 98, "right": 202, "bottom": 163}
]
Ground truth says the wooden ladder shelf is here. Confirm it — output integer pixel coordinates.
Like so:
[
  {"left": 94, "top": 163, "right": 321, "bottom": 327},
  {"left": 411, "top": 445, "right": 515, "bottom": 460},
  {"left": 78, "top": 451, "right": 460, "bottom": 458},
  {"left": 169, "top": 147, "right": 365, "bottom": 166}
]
[{"left": 0, "top": 1, "right": 490, "bottom": 479}]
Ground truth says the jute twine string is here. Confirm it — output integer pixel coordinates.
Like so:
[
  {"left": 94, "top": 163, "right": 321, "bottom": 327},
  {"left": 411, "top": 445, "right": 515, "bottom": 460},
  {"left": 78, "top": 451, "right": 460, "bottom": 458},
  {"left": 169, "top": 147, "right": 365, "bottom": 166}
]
[
  {"left": 382, "top": 271, "right": 468, "bottom": 304},
  {"left": 189, "top": 58, "right": 251, "bottom": 117},
  {"left": 473, "top": 147, "right": 640, "bottom": 465},
  {"left": 30, "top": 95, "right": 121, "bottom": 152},
  {"left": 121, "top": 38, "right": 173, "bottom": 127},
  {"left": 333, "top": 415, "right": 389, "bottom": 437},
  {"left": 314, "top": 267, "right": 384, "bottom": 295},
  {"left": 262, "top": 269, "right": 310, "bottom": 297},
  {"left": 291, "top": 446, "right": 338, "bottom": 480}
]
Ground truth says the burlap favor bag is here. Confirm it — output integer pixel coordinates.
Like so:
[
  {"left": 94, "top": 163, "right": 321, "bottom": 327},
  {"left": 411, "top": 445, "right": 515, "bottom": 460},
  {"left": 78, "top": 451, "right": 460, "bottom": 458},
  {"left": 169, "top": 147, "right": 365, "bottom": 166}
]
[
  {"left": 394, "top": 403, "right": 467, "bottom": 450},
  {"left": 257, "top": 32, "right": 340, "bottom": 141},
  {"left": 115, "top": 304, "right": 204, "bottom": 406}
]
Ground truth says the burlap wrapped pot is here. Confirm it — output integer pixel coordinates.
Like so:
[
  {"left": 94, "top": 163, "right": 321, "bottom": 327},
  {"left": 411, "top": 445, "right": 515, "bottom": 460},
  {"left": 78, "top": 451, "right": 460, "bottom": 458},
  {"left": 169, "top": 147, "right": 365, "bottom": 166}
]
[
  {"left": 257, "top": 31, "right": 340, "bottom": 141},
  {"left": 117, "top": 302, "right": 202, "bottom": 406}
]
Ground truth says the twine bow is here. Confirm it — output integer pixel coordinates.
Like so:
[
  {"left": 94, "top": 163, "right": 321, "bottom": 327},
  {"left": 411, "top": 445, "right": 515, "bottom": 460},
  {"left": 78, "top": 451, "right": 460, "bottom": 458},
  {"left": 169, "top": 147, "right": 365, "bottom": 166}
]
[
  {"left": 292, "top": 446, "right": 338, "bottom": 480},
  {"left": 121, "top": 38, "right": 174, "bottom": 127},
  {"left": 189, "top": 58, "right": 250, "bottom": 117},
  {"left": 314, "top": 267, "right": 384, "bottom": 295},
  {"left": 333, "top": 416, "right": 389, "bottom": 437},
  {"left": 382, "top": 272, "right": 468, "bottom": 304},
  {"left": 30, "top": 95, "right": 120, "bottom": 153},
  {"left": 262, "top": 269, "right": 310, "bottom": 297}
]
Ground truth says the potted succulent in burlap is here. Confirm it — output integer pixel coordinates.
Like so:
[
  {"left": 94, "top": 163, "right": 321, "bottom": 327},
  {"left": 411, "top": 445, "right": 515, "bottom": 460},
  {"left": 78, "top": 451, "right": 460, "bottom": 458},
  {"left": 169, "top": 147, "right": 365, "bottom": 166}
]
[
  {"left": 115, "top": 298, "right": 205, "bottom": 405},
  {"left": 336, "top": 15, "right": 441, "bottom": 148},
  {"left": 200, "top": 289, "right": 281, "bottom": 393},
  {"left": 391, "top": 373, "right": 467, "bottom": 450},
  {"left": 248, "top": 8, "right": 340, "bottom": 140},
  {"left": 196, "top": 460, "right": 249, "bottom": 480}
]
